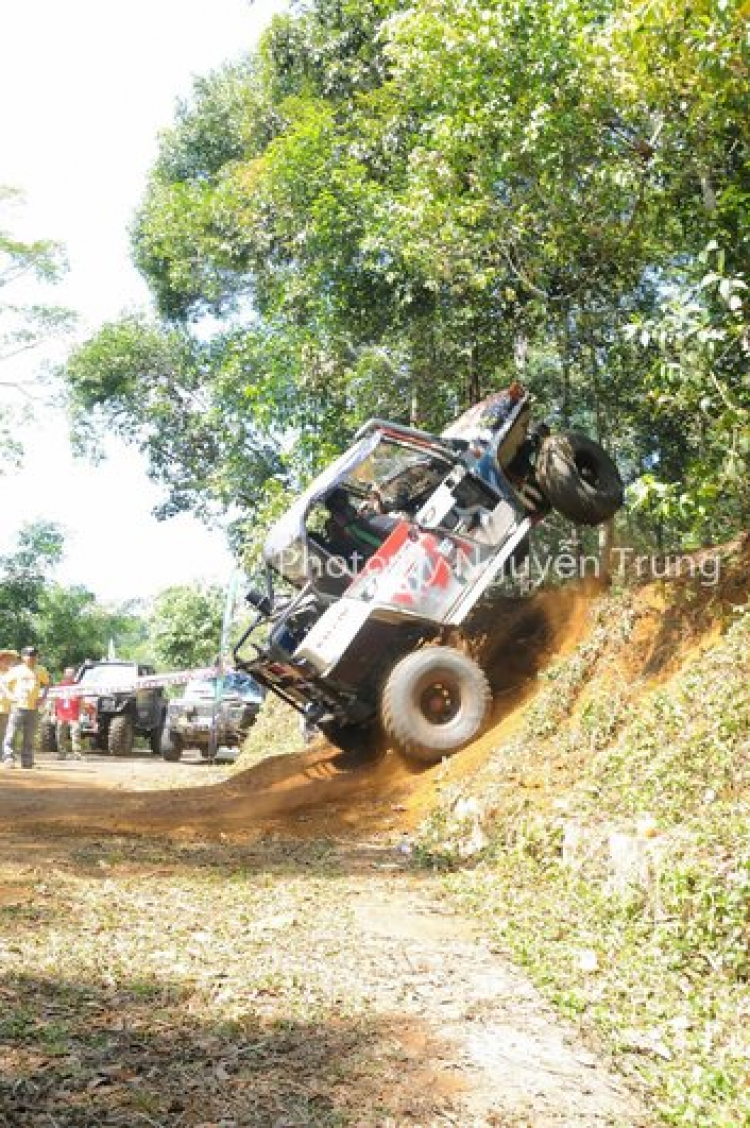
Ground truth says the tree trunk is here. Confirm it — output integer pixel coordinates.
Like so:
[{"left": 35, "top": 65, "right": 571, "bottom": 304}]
[
  {"left": 467, "top": 336, "right": 481, "bottom": 407},
  {"left": 514, "top": 332, "right": 528, "bottom": 376},
  {"left": 589, "top": 340, "right": 606, "bottom": 445},
  {"left": 409, "top": 385, "right": 420, "bottom": 428},
  {"left": 598, "top": 519, "right": 614, "bottom": 587},
  {"left": 560, "top": 314, "right": 572, "bottom": 427}
]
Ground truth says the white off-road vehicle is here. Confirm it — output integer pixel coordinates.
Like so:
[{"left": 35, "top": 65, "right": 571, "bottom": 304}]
[{"left": 234, "top": 388, "right": 623, "bottom": 763}]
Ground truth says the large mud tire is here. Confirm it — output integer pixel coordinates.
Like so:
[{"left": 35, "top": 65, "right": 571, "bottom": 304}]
[
  {"left": 380, "top": 647, "right": 491, "bottom": 765},
  {"left": 160, "top": 729, "right": 183, "bottom": 762},
  {"left": 108, "top": 714, "right": 135, "bottom": 756},
  {"left": 319, "top": 720, "right": 379, "bottom": 764},
  {"left": 536, "top": 432, "right": 624, "bottom": 526},
  {"left": 149, "top": 714, "right": 166, "bottom": 756},
  {"left": 39, "top": 720, "right": 57, "bottom": 755}
]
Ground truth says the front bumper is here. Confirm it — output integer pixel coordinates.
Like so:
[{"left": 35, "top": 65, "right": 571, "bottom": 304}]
[{"left": 169, "top": 704, "right": 260, "bottom": 746}]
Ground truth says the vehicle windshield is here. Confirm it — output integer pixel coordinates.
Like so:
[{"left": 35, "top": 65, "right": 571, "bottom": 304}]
[
  {"left": 346, "top": 441, "right": 450, "bottom": 513},
  {"left": 77, "top": 663, "right": 137, "bottom": 689},
  {"left": 184, "top": 673, "right": 263, "bottom": 702},
  {"left": 263, "top": 431, "right": 453, "bottom": 587}
]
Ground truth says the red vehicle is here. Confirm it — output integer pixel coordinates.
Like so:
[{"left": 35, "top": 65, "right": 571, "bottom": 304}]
[{"left": 234, "top": 389, "right": 623, "bottom": 763}]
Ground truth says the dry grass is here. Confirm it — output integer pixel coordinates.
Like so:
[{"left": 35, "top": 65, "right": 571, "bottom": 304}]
[{"left": 0, "top": 835, "right": 426, "bottom": 1126}]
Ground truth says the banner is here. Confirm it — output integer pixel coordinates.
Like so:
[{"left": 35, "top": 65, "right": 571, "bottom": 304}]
[{"left": 47, "top": 665, "right": 219, "bottom": 700}]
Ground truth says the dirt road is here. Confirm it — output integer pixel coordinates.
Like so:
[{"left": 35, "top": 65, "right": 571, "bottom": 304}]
[
  {"left": 0, "top": 827, "right": 649, "bottom": 1127},
  {"left": 0, "top": 745, "right": 651, "bottom": 1126},
  {"left": 14, "top": 747, "right": 234, "bottom": 790}
]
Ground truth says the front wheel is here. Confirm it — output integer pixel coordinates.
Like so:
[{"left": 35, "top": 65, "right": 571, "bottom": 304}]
[
  {"left": 380, "top": 647, "right": 491, "bottom": 765},
  {"left": 536, "top": 432, "right": 624, "bottom": 526},
  {"left": 160, "top": 729, "right": 184, "bottom": 762},
  {"left": 149, "top": 714, "right": 166, "bottom": 756},
  {"left": 108, "top": 714, "right": 135, "bottom": 756},
  {"left": 319, "top": 720, "right": 378, "bottom": 763}
]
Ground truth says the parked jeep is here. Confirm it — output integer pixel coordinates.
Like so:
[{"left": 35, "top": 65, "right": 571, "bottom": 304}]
[
  {"left": 74, "top": 660, "right": 167, "bottom": 756},
  {"left": 233, "top": 386, "right": 624, "bottom": 764},
  {"left": 161, "top": 671, "right": 264, "bottom": 761}
]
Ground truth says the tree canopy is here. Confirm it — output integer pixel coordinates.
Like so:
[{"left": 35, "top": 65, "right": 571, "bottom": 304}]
[
  {"left": 63, "top": 0, "right": 750, "bottom": 549},
  {"left": 0, "top": 521, "right": 147, "bottom": 677},
  {"left": 1, "top": 188, "right": 76, "bottom": 468},
  {"left": 149, "top": 583, "right": 225, "bottom": 670}
]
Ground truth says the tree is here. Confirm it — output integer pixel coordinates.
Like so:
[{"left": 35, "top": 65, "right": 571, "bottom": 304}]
[
  {"left": 0, "top": 520, "right": 65, "bottom": 648},
  {"left": 61, "top": 0, "right": 750, "bottom": 551},
  {"left": 0, "top": 521, "right": 148, "bottom": 676},
  {"left": 149, "top": 584, "right": 225, "bottom": 670},
  {"left": 1, "top": 188, "right": 76, "bottom": 468},
  {"left": 64, "top": 314, "right": 292, "bottom": 528},
  {"left": 36, "top": 586, "right": 149, "bottom": 677},
  {"left": 601, "top": 0, "right": 750, "bottom": 538}
]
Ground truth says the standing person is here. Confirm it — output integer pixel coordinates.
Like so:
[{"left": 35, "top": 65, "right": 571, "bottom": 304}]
[
  {"left": 0, "top": 649, "right": 19, "bottom": 752},
  {"left": 53, "top": 667, "right": 84, "bottom": 761},
  {"left": 2, "top": 647, "right": 51, "bottom": 769}
]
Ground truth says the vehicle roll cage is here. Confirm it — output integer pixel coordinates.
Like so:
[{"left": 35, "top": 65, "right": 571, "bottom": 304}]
[{"left": 233, "top": 399, "right": 534, "bottom": 669}]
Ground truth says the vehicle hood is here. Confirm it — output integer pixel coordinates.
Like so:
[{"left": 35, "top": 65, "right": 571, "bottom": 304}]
[{"left": 182, "top": 692, "right": 259, "bottom": 706}]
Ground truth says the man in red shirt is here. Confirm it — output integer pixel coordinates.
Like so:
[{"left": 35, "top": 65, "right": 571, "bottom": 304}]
[{"left": 54, "top": 667, "right": 84, "bottom": 760}]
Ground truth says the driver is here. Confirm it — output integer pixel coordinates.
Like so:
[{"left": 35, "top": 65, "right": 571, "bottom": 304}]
[
  {"left": 324, "top": 488, "right": 396, "bottom": 568},
  {"left": 361, "top": 481, "right": 411, "bottom": 518}
]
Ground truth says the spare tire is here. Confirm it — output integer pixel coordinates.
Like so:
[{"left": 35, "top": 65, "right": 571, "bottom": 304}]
[
  {"left": 380, "top": 647, "right": 491, "bottom": 765},
  {"left": 536, "top": 432, "right": 624, "bottom": 526}
]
